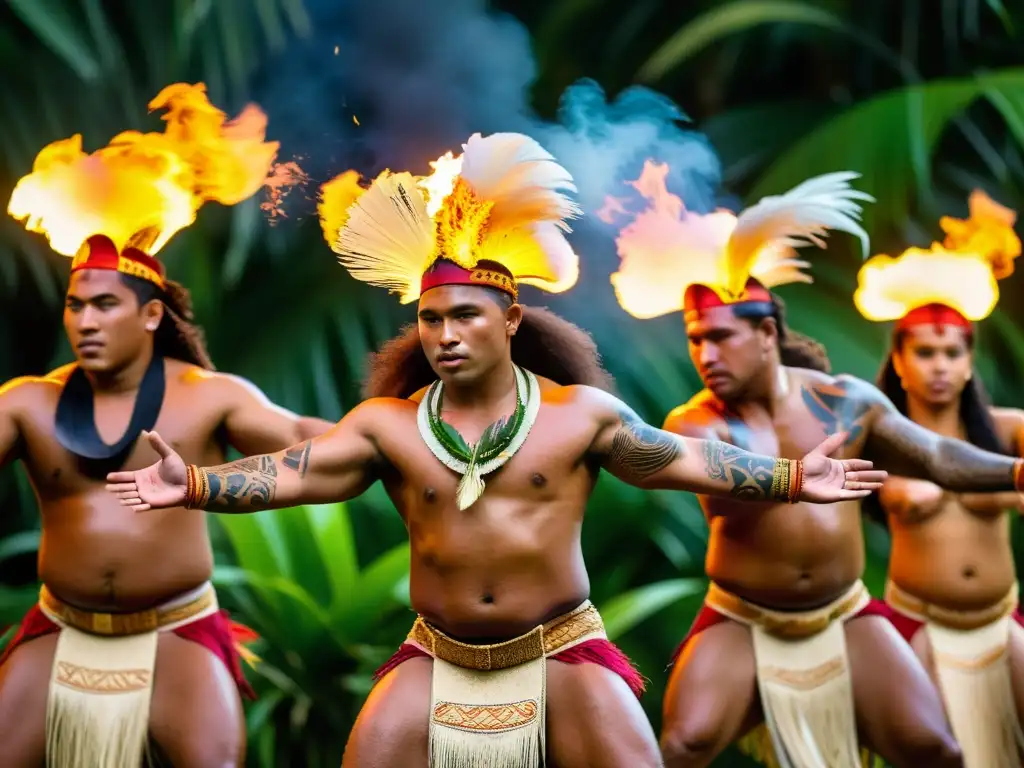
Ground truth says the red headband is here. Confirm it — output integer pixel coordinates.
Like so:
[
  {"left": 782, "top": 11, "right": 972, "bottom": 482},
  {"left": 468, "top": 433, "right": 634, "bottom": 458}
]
[
  {"left": 683, "top": 278, "right": 772, "bottom": 317},
  {"left": 420, "top": 259, "right": 518, "bottom": 300},
  {"left": 896, "top": 303, "right": 972, "bottom": 333},
  {"left": 70, "top": 235, "right": 166, "bottom": 289}
]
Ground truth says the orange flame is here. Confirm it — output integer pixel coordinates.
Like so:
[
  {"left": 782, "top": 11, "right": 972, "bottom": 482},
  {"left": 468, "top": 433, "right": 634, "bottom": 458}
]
[
  {"left": 854, "top": 189, "right": 1020, "bottom": 322},
  {"left": 7, "top": 82, "right": 279, "bottom": 257},
  {"left": 608, "top": 161, "right": 788, "bottom": 319},
  {"left": 418, "top": 151, "right": 463, "bottom": 217},
  {"left": 316, "top": 170, "right": 366, "bottom": 249}
]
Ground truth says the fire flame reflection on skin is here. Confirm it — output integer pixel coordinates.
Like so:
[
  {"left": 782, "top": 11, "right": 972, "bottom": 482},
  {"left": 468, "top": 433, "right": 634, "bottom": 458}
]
[{"left": 8, "top": 82, "right": 281, "bottom": 257}]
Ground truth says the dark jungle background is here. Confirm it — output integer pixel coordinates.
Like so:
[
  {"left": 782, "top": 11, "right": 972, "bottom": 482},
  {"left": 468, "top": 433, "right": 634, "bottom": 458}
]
[{"left": 1, "top": 0, "right": 1023, "bottom": 764}]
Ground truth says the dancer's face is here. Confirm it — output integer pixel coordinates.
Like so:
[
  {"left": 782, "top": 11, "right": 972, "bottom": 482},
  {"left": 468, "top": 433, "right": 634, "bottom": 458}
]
[
  {"left": 893, "top": 324, "right": 973, "bottom": 409},
  {"left": 64, "top": 270, "right": 162, "bottom": 373},
  {"left": 418, "top": 284, "right": 521, "bottom": 386},
  {"left": 685, "top": 305, "right": 776, "bottom": 402}
]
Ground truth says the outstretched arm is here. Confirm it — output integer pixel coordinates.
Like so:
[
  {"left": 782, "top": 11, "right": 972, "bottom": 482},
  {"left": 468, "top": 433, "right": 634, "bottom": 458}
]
[
  {"left": 854, "top": 378, "right": 1024, "bottom": 493},
  {"left": 215, "top": 374, "right": 334, "bottom": 454},
  {"left": 107, "top": 400, "right": 387, "bottom": 513},
  {"left": 584, "top": 389, "right": 884, "bottom": 502}
]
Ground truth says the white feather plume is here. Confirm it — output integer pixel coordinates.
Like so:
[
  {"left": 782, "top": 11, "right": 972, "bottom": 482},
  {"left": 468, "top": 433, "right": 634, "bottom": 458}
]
[
  {"left": 334, "top": 171, "right": 434, "bottom": 303},
  {"left": 724, "top": 171, "right": 874, "bottom": 296},
  {"left": 458, "top": 132, "right": 582, "bottom": 233}
]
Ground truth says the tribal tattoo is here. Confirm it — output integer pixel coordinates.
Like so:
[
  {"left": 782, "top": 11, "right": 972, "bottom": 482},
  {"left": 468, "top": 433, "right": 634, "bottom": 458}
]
[
  {"left": 799, "top": 379, "right": 873, "bottom": 446},
  {"left": 199, "top": 441, "right": 314, "bottom": 511},
  {"left": 607, "top": 408, "right": 682, "bottom": 482},
  {"left": 702, "top": 441, "right": 777, "bottom": 501},
  {"left": 282, "top": 440, "right": 312, "bottom": 477}
]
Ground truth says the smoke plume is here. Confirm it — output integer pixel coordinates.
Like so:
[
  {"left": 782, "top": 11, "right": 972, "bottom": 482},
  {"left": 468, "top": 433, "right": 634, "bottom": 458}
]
[{"left": 250, "top": 0, "right": 723, "bottom": 327}]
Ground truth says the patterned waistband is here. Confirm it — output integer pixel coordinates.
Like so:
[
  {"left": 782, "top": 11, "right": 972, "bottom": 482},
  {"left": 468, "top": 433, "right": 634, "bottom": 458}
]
[
  {"left": 408, "top": 600, "right": 606, "bottom": 672},
  {"left": 39, "top": 582, "right": 217, "bottom": 637},
  {"left": 706, "top": 580, "right": 870, "bottom": 640},
  {"left": 885, "top": 580, "right": 1018, "bottom": 631}
]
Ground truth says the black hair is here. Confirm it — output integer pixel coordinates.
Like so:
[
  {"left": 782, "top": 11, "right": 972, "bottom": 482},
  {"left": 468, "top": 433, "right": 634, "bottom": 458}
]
[
  {"left": 363, "top": 289, "right": 614, "bottom": 399},
  {"left": 732, "top": 293, "right": 831, "bottom": 373},
  {"left": 862, "top": 323, "right": 1008, "bottom": 525},
  {"left": 118, "top": 273, "right": 214, "bottom": 370}
]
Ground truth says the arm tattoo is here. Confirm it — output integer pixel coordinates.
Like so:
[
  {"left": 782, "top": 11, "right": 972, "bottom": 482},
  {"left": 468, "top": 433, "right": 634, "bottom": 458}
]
[
  {"left": 282, "top": 440, "right": 312, "bottom": 477},
  {"left": 872, "top": 413, "right": 1017, "bottom": 491},
  {"left": 703, "top": 441, "right": 776, "bottom": 500},
  {"left": 204, "top": 454, "right": 278, "bottom": 510},
  {"left": 800, "top": 380, "right": 873, "bottom": 446},
  {"left": 607, "top": 408, "right": 682, "bottom": 482}
]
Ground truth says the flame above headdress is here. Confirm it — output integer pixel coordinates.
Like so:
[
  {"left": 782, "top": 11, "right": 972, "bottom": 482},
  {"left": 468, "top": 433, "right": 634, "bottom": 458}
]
[
  {"left": 7, "top": 82, "right": 279, "bottom": 274},
  {"left": 853, "top": 190, "right": 1020, "bottom": 327},
  {"left": 319, "top": 132, "right": 582, "bottom": 303},
  {"left": 607, "top": 162, "right": 874, "bottom": 319}
]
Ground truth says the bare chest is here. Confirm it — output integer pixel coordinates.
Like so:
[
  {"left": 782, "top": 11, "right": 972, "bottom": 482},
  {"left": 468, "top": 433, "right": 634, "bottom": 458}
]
[
  {"left": 19, "top": 384, "right": 226, "bottom": 496},
  {"left": 379, "top": 406, "right": 596, "bottom": 518}
]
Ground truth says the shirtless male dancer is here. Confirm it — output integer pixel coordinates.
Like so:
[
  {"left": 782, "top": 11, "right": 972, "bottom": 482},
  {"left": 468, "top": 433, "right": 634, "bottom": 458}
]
[
  {"left": 108, "top": 132, "right": 885, "bottom": 768},
  {"left": 856, "top": 190, "right": 1024, "bottom": 767},
  {"left": 606, "top": 166, "right": 1024, "bottom": 767},
  {"left": 0, "top": 84, "right": 333, "bottom": 768}
]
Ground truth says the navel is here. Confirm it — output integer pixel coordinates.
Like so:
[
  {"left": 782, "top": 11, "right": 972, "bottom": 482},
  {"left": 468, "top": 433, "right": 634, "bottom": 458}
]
[
  {"left": 52, "top": 468, "right": 62, "bottom": 480},
  {"left": 531, "top": 473, "right": 547, "bottom": 488},
  {"left": 423, "top": 487, "right": 437, "bottom": 503},
  {"left": 480, "top": 593, "right": 495, "bottom": 604},
  {"left": 962, "top": 565, "right": 977, "bottom": 579}
]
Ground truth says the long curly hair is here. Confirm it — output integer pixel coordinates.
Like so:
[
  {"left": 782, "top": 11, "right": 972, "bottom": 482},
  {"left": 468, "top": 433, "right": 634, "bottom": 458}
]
[
  {"left": 363, "top": 299, "right": 615, "bottom": 399},
  {"left": 120, "top": 274, "right": 214, "bottom": 370},
  {"left": 733, "top": 292, "right": 831, "bottom": 372}
]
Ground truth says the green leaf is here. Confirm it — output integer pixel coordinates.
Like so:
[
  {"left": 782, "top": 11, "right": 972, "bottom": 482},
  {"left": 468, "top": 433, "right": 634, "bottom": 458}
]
[
  {"left": 599, "top": 578, "right": 707, "bottom": 640},
  {"left": 6, "top": 0, "right": 101, "bottom": 80},
  {"left": 439, "top": 421, "right": 471, "bottom": 455},
  {"left": 749, "top": 69, "right": 1024, "bottom": 238},
  {"left": 304, "top": 503, "right": 360, "bottom": 614},
  {"left": 337, "top": 542, "right": 411, "bottom": 634},
  {"left": 0, "top": 530, "right": 39, "bottom": 563},
  {"left": 636, "top": 0, "right": 851, "bottom": 83}
]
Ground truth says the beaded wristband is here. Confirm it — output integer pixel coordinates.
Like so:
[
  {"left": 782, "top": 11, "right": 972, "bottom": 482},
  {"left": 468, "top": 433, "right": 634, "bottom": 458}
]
[
  {"left": 771, "top": 458, "right": 803, "bottom": 503},
  {"left": 184, "top": 464, "right": 210, "bottom": 509}
]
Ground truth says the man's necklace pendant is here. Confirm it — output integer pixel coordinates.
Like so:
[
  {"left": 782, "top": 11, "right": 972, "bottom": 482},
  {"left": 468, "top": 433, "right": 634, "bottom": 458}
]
[{"left": 417, "top": 365, "right": 540, "bottom": 510}]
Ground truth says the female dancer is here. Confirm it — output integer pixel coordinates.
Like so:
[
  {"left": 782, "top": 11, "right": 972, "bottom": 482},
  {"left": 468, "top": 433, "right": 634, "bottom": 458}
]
[{"left": 856, "top": 189, "right": 1024, "bottom": 766}]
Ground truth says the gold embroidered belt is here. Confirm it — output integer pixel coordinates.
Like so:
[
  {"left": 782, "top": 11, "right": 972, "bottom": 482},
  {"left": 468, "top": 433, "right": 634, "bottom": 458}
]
[
  {"left": 39, "top": 582, "right": 216, "bottom": 637},
  {"left": 885, "top": 580, "right": 1018, "bottom": 631},
  {"left": 707, "top": 580, "right": 870, "bottom": 640},
  {"left": 408, "top": 600, "right": 605, "bottom": 671}
]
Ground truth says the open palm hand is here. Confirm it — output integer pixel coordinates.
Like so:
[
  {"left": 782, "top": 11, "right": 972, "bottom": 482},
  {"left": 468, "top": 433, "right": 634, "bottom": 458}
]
[
  {"left": 106, "top": 431, "right": 188, "bottom": 512},
  {"left": 799, "top": 433, "right": 887, "bottom": 503}
]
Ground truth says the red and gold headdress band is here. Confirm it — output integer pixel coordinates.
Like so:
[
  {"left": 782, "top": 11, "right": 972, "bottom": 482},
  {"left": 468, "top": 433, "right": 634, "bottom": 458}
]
[
  {"left": 854, "top": 190, "right": 1021, "bottom": 329},
  {"left": 605, "top": 162, "right": 874, "bottom": 319},
  {"left": 71, "top": 234, "right": 166, "bottom": 289},
  {"left": 7, "top": 82, "right": 279, "bottom": 271},
  {"left": 317, "top": 132, "right": 582, "bottom": 303}
]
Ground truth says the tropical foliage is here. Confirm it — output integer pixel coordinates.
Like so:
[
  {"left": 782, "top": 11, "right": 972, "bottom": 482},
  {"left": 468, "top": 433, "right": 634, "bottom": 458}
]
[{"left": 1, "top": 1, "right": 1024, "bottom": 766}]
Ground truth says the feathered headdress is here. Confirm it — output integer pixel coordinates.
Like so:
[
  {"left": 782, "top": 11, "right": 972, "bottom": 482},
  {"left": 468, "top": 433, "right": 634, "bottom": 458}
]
[
  {"left": 606, "top": 162, "right": 874, "bottom": 319},
  {"left": 322, "top": 132, "right": 582, "bottom": 302},
  {"left": 854, "top": 190, "right": 1020, "bottom": 330}
]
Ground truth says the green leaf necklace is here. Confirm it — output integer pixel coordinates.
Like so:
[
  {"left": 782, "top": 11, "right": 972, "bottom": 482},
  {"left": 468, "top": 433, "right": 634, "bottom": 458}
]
[{"left": 417, "top": 365, "right": 541, "bottom": 509}]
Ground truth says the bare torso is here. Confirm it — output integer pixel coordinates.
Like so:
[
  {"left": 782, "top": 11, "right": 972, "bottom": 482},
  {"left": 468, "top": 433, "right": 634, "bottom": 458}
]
[
  {"left": 668, "top": 368, "right": 871, "bottom": 609},
  {"left": 882, "top": 410, "right": 1021, "bottom": 610},
  {"left": 9, "top": 360, "right": 241, "bottom": 612},
  {"left": 370, "top": 378, "right": 600, "bottom": 640}
]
